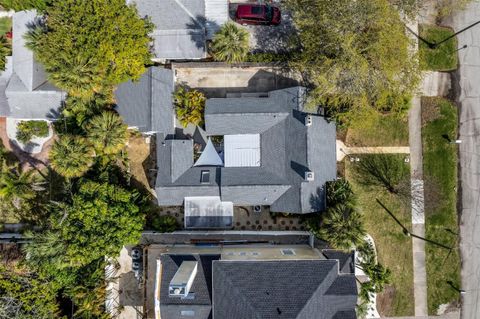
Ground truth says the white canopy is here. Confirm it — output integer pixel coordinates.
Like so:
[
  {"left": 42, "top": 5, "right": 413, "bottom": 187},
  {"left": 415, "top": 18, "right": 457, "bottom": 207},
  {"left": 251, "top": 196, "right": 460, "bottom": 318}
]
[
  {"left": 193, "top": 138, "right": 223, "bottom": 167},
  {"left": 184, "top": 196, "right": 233, "bottom": 229}
]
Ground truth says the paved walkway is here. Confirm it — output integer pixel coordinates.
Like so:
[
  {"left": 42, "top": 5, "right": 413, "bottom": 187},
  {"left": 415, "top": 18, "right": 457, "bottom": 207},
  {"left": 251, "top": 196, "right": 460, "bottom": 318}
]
[
  {"left": 336, "top": 140, "right": 410, "bottom": 161},
  {"left": 445, "top": 2, "right": 480, "bottom": 319}
]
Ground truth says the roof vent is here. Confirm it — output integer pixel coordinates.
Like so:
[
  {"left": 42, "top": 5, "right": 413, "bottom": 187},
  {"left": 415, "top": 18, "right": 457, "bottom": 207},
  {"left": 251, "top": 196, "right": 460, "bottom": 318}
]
[
  {"left": 305, "top": 115, "right": 313, "bottom": 127},
  {"left": 305, "top": 171, "right": 315, "bottom": 182},
  {"left": 169, "top": 261, "right": 198, "bottom": 298}
]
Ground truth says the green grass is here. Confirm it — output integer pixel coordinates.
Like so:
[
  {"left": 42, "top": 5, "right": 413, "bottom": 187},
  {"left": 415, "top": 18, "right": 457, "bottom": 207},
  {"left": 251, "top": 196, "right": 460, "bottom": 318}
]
[
  {"left": 421, "top": 97, "right": 460, "bottom": 314},
  {"left": 346, "top": 112, "right": 409, "bottom": 147},
  {"left": 0, "top": 17, "right": 11, "bottom": 36},
  {"left": 346, "top": 160, "right": 414, "bottom": 316},
  {"left": 419, "top": 25, "right": 458, "bottom": 71}
]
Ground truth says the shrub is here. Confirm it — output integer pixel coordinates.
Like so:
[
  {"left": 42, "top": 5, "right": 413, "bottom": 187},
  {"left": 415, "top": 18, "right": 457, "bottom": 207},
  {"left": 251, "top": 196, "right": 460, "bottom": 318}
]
[
  {"left": 16, "top": 120, "right": 49, "bottom": 144},
  {"left": 326, "top": 178, "right": 354, "bottom": 206},
  {"left": 174, "top": 86, "right": 206, "bottom": 127},
  {"left": 151, "top": 215, "right": 178, "bottom": 232}
]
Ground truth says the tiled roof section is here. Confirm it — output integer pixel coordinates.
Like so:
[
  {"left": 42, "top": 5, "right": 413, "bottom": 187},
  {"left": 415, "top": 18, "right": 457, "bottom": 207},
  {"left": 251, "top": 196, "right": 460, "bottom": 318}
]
[
  {"left": 332, "top": 310, "right": 357, "bottom": 319},
  {"left": 212, "top": 260, "right": 357, "bottom": 319},
  {"left": 160, "top": 254, "right": 220, "bottom": 306},
  {"left": 115, "top": 67, "right": 174, "bottom": 133},
  {"left": 132, "top": 0, "right": 207, "bottom": 59},
  {"left": 325, "top": 276, "right": 358, "bottom": 296},
  {"left": 322, "top": 250, "right": 355, "bottom": 274}
]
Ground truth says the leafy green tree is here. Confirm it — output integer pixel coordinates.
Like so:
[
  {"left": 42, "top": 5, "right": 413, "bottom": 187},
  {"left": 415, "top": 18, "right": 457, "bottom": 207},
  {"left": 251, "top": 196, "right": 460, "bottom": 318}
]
[
  {"left": 0, "top": 36, "right": 11, "bottom": 71},
  {"left": 284, "top": 0, "right": 419, "bottom": 122},
  {"left": 211, "top": 22, "right": 250, "bottom": 63},
  {"left": 314, "top": 203, "right": 366, "bottom": 250},
  {"left": 49, "top": 135, "right": 94, "bottom": 178},
  {"left": 25, "top": 0, "right": 153, "bottom": 99},
  {"left": 50, "top": 180, "right": 144, "bottom": 266},
  {"left": 0, "top": 265, "right": 60, "bottom": 319},
  {"left": 0, "top": 162, "right": 43, "bottom": 209},
  {"left": 352, "top": 154, "right": 410, "bottom": 196},
  {"left": 0, "top": 0, "right": 50, "bottom": 11},
  {"left": 326, "top": 178, "right": 354, "bottom": 206},
  {"left": 86, "top": 112, "right": 128, "bottom": 156},
  {"left": 174, "top": 86, "right": 206, "bottom": 127},
  {"left": 151, "top": 215, "right": 179, "bottom": 232}
]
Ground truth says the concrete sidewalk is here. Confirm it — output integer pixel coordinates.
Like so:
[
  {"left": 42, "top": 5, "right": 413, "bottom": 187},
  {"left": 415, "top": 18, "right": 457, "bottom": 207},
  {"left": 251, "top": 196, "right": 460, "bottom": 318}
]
[{"left": 336, "top": 140, "right": 410, "bottom": 161}]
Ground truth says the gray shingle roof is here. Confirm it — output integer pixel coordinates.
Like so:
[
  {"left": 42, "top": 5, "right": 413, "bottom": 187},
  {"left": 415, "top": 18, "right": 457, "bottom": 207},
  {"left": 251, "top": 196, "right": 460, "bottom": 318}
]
[
  {"left": 155, "top": 87, "right": 337, "bottom": 213},
  {"left": 115, "top": 67, "right": 174, "bottom": 133},
  {"left": 3, "top": 10, "right": 65, "bottom": 120},
  {"left": 322, "top": 250, "right": 355, "bottom": 275},
  {"left": 159, "top": 254, "right": 220, "bottom": 318},
  {"left": 131, "top": 0, "right": 207, "bottom": 60},
  {"left": 212, "top": 260, "right": 357, "bottom": 319}
]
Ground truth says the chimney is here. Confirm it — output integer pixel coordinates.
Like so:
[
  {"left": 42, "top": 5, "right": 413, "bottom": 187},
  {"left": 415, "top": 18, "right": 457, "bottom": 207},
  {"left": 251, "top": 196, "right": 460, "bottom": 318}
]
[{"left": 169, "top": 261, "right": 198, "bottom": 298}]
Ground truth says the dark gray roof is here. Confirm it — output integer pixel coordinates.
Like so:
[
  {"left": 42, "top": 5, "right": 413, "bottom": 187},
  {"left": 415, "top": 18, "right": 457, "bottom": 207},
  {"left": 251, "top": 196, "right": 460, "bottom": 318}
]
[
  {"left": 212, "top": 260, "right": 357, "bottom": 319},
  {"left": 322, "top": 250, "right": 355, "bottom": 274},
  {"left": 155, "top": 87, "right": 337, "bottom": 213},
  {"left": 115, "top": 67, "right": 174, "bottom": 133},
  {"left": 2, "top": 10, "right": 65, "bottom": 120},
  {"left": 159, "top": 254, "right": 220, "bottom": 319},
  {"left": 131, "top": 0, "right": 207, "bottom": 60}
]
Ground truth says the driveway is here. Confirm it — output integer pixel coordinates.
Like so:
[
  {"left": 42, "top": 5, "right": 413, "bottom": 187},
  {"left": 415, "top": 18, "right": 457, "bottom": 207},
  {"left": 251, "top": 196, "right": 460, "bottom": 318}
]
[
  {"left": 228, "top": 2, "right": 296, "bottom": 53},
  {"left": 446, "top": 3, "right": 480, "bottom": 319},
  {"left": 173, "top": 64, "right": 301, "bottom": 98}
]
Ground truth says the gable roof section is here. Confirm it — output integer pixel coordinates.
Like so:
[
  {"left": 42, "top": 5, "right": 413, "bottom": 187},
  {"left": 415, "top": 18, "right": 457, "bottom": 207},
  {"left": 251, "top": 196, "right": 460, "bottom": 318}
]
[
  {"left": 212, "top": 260, "right": 357, "bottom": 319},
  {"left": 132, "top": 0, "right": 207, "bottom": 60},
  {"left": 115, "top": 67, "right": 174, "bottom": 134}
]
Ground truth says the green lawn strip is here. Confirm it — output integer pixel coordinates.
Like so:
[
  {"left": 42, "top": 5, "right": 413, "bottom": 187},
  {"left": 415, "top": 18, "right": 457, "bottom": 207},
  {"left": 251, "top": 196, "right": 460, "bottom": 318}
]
[
  {"left": 421, "top": 97, "right": 460, "bottom": 314},
  {"left": 0, "top": 17, "right": 11, "bottom": 36},
  {"left": 419, "top": 24, "right": 458, "bottom": 71},
  {"left": 346, "top": 161, "right": 414, "bottom": 316},
  {"left": 346, "top": 112, "right": 409, "bottom": 147}
]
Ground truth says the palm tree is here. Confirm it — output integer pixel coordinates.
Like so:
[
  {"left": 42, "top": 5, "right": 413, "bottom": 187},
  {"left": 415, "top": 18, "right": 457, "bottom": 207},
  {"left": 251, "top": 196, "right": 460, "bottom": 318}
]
[
  {"left": 326, "top": 178, "right": 354, "bottom": 206},
  {"left": 49, "top": 135, "right": 94, "bottom": 178},
  {"left": 0, "top": 162, "right": 43, "bottom": 209},
  {"left": 0, "top": 35, "right": 11, "bottom": 71},
  {"left": 211, "top": 22, "right": 250, "bottom": 63},
  {"left": 173, "top": 86, "right": 206, "bottom": 127},
  {"left": 86, "top": 112, "right": 128, "bottom": 156},
  {"left": 318, "top": 203, "right": 366, "bottom": 250}
]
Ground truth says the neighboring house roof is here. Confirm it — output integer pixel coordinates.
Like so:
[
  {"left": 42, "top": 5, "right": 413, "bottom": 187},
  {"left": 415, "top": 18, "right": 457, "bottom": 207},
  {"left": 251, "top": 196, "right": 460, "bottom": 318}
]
[
  {"left": 0, "top": 10, "right": 65, "bottom": 119},
  {"left": 115, "top": 67, "right": 175, "bottom": 134},
  {"left": 131, "top": 0, "right": 227, "bottom": 60},
  {"left": 212, "top": 260, "right": 357, "bottom": 319},
  {"left": 155, "top": 87, "right": 337, "bottom": 213},
  {"left": 157, "top": 254, "right": 357, "bottom": 319}
]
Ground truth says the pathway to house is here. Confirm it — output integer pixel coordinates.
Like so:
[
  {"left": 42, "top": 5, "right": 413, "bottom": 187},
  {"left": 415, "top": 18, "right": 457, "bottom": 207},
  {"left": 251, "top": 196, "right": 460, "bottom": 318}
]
[{"left": 336, "top": 140, "right": 410, "bottom": 161}]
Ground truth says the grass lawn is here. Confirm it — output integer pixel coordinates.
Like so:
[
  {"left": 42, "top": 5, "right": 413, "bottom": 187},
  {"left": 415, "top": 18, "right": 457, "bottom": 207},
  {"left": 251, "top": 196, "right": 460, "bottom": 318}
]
[
  {"left": 419, "top": 24, "right": 458, "bottom": 71},
  {"left": 346, "top": 159, "right": 414, "bottom": 317},
  {"left": 0, "top": 17, "right": 11, "bottom": 36},
  {"left": 346, "top": 112, "right": 409, "bottom": 147},
  {"left": 421, "top": 97, "right": 460, "bottom": 314}
]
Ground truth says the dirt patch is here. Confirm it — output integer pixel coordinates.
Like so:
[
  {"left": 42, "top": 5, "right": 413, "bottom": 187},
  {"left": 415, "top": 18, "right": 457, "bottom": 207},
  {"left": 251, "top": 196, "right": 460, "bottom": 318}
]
[
  {"left": 127, "top": 133, "right": 155, "bottom": 194},
  {"left": 421, "top": 97, "right": 442, "bottom": 126},
  {"left": 376, "top": 285, "right": 396, "bottom": 316}
]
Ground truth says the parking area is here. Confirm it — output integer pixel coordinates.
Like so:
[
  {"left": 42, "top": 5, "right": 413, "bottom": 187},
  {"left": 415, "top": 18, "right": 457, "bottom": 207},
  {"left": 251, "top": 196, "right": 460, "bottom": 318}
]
[
  {"left": 173, "top": 64, "right": 301, "bottom": 98},
  {"left": 228, "top": 1, "right": 295, "bottom": 53}
]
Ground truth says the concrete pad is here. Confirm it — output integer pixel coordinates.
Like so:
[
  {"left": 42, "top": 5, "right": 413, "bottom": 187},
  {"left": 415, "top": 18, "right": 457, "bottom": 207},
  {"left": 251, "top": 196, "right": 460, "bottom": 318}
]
[{"left": 421, "top": 71, "right": 451, "bottom": 97}]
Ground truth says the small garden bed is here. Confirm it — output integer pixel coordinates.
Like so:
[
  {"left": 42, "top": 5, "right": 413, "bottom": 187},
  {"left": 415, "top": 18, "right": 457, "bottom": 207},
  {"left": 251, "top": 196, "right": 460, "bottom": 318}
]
[
  {"left": 421, "top": 97, "right": 460, "bottom": 314},
  {"left": 419, "top": 25, "right": 458, "bottom": 71}
]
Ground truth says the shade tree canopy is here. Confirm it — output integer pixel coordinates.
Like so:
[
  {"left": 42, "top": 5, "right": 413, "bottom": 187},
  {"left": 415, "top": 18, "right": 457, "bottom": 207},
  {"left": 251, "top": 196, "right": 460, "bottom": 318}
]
[
  {"left": 284, "top": 0, "right": 420, "bottom": 122},
  {"left": 26, "top": 0, "right": 153, "bottom": 99}
]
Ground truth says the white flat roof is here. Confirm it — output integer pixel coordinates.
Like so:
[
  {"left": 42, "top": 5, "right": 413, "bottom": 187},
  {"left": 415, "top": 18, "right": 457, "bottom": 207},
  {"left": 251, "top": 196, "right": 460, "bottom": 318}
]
[
  {"left": 224, "top": 134, "right": 260, "bottom": 167},
  {"left": 184, "top": 196, "right": 233, "bottom": 229}
]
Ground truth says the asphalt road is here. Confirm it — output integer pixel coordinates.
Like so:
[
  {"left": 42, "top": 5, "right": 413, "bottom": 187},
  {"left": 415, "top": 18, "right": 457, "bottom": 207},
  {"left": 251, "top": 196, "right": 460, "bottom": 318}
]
[{"left": 447, "top": 3, "right": 480, "bottom": 319}]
